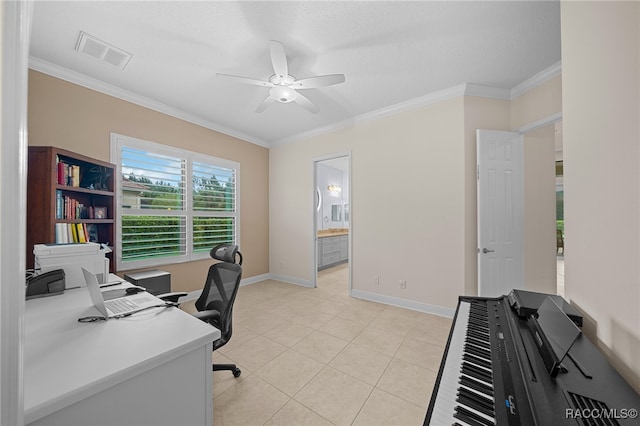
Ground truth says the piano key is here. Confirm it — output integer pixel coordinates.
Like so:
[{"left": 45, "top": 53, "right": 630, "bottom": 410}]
[
  {"left": 457, "top": 388, "right": 495, "bottom": 417},
  {"left": 427, "top": 301, "right": 497, "bottom": 426},
  {"left": 454, "top": 405, "right": 495, "bottom": 426},
  {"left": 428, "top": 301, "right": 473, "bottom": 425},
  {"left": 462, "top": 361, "right": 493, "bottom": 383},
  {"left": 463, "top": 352, "right": 492, "bottom": 370}
]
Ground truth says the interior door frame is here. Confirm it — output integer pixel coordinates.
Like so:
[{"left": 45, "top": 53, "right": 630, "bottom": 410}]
[
  {"left": 1, "top": 1, "right": 32, "bottom": 424},
  {"left": 477, "top": 113, "right": 563, "bottom": 297},
  {"left": 311, "top": 151, "right": 352, "bottom": 292}
]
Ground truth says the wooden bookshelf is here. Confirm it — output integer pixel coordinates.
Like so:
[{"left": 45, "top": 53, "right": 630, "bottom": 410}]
[{"left": 26, "top": 146, "right": 116, "bottom": 271}]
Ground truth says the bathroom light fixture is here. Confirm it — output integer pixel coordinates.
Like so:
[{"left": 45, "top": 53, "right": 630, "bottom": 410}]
[{"left": 327, "top": 185, "right": 341, "bottom": 192}]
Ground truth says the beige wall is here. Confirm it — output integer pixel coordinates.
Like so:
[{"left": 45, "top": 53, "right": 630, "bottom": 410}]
[
  {"left": 523, "top": 126, "right": 557, "bottom": 294},
  {"left": 27, "top": 70, "right": 270, "bottom": 292},
  {"left": 271, "top": 77, "right": 563, "bottom": 315},
  {"left": 271, "top": 98, "right": 467, "bottom": 312},
  {"left": 561, "top": 1, "right": 640, "bottom": 393},
  {"left": 511, "top": 74, "right": 562, "bottom": 130}
]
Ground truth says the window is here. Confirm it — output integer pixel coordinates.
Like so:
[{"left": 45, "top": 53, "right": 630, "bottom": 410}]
[{"left": 111, "top": 133, "right": 239, "bottom": 270}]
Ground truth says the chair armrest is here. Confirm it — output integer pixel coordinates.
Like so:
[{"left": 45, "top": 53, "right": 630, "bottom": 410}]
[
  {"left": 193, "top": 309, "right": 220, "bottom": 323},
  {"left": 157, "top": 291, "right": 188, "bottom": 303}
]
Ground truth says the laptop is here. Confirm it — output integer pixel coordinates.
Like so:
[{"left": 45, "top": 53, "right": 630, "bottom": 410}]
[{"left": 82, "top": 268, "right": 160, "bottom": 318}]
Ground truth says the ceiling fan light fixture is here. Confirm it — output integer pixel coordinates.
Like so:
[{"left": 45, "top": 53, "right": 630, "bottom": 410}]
[{"left": 270, "top": 85, "right": 297, "bottom": 103}]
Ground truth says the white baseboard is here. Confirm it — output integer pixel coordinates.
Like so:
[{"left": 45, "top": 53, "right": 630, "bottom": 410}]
[
  {"left": 210, "top": 272, "right": 455, "bottom": 319},
  {"left": 240, "top": 273, "right": 271, "bottom": 287},
  {"left": 267, "top": 273, "right": 314, "bottom": 288},
  {"left": 351, "top": 289, "right": 455, "bottom": 319}
]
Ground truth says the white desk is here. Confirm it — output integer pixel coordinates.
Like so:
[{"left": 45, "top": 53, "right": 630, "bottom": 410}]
[{"left": 24, "top": 275, "right": 219, "bottom": 426}]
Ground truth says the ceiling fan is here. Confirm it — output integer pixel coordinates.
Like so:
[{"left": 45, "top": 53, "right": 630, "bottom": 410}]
[{"left": 216, "top": 41, "right": 345, "bottom": 114}]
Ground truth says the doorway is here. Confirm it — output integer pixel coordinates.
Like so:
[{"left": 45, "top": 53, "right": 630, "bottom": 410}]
[{"left": 314, "top": 154, "right": 351, "bottom": 293}]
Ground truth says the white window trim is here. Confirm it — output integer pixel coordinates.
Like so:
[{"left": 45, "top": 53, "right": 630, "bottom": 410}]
[{"left": 110, "top": 132, "right": 240, "bottom": 271}]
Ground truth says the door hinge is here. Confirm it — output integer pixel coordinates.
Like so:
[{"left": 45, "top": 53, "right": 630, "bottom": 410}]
[{"left": 477, "top": 164, "right": 480, "bottom": 180}]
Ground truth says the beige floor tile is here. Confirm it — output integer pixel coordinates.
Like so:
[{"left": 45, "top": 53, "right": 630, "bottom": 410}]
[
  {"left": 377, "top": 358, "right": 438, "bottom": 408},
  {"left": 394, "top": 337, "right": 445, "bottom": 371},
  {"left": 368, "top": 306, "right": 419, "bottom": 335},
  {"left": 212, "top": 352, "right": 246, "bottom": 397},
  {"left": 213, "top": 375, "right": 289, "bottom": 426},
  {"left": 207, "top": 274, "right": 456, "bottom": 426},
  {"left": 290, "top": 308, "right": 335, "bottom": 330},
  {"left": 215, "top": 324, "right": 259, "bottom": 355},
  {"left": 337, "top": 304, "right": 382, "bottom": 325},
  {"left": 256, "top": 349, "right": 324, "bottom": 397},
  {"left": 406, "top": 316, "right": 451, "bottom": 346},
  {"left": 352, "top": 325, "right": 405, "bottom": 357},
  {"left": 295, "top": 366, "right": 373, "bottom": 426},
  {"left": 329, "top": 342, "right": 392, "bottom": 386},
  {"left": 322, "top": 316, "right": 367, "bottom": 342},
  {"left": 352, "top": 388, "right": 426, "bottom": 426},
  {"left": 264, "top": 399, "right": 333, "bottom": 426},
  {"left": 292, "top": 330, "right": 349, "bottom": 364},
  {"left": 314, "top": 299, "right": 350, "bottom": 316},
  {"left": 237, "top": 310, "right": 289, "bottom": 335},
  {"left": 224, "top": 335, "right": 287, "bottom": 372},
  {"left": 308, "top": 287, "right": 343, "bottom": 300},
  {"left": 411, "top": 312, "right": 452, "bottom": 330},
  {"left": 289, "top": 293, "right": 331, "bottom": 310},
  {"left": 320, "top": 281, "right": 349, "bottom": 294},
  {"left": 262, "top": 321, "right": 315, "bottom": 347}
]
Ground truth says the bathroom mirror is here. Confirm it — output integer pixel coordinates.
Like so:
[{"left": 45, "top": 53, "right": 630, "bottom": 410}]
[{"left": 331, "top": 204, "right": 342, "bottom": 221}]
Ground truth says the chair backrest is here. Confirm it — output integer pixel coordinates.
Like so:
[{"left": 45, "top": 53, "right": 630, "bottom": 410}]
[
  {"left": 195, "top": 244, "right": 242, "bottom": 349},
  {"left": 210, "top": 244, "right": 243, "bottom": 265}
]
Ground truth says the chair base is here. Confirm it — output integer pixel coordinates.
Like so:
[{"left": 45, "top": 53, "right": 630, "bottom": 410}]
[{"left": 213, "top": 363, "right": 241, "bottom": 378}]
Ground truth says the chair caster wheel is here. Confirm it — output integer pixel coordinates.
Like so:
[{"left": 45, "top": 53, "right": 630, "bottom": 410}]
[{"left": 233, "top": 368, "right": 241, "bottom": 378}]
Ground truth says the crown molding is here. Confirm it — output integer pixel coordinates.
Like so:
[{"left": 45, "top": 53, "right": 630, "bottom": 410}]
[
  {"left": 274, "top": 83, "right": 514, "bottom": 146},
  {"left": 273, "top": 83, "right": 473, "bottom": 146},
  {"left": 30, "top": 56, "right": 562, "bottom": 149},
  {"left": 28, "top": 56, "right": 270, "bottom": 148},
  {"left": 510, "top": 61, "right": 562, "bottom": 99},
  {"left": 464, "top": 83, "right": 511, "bottom": 100}
]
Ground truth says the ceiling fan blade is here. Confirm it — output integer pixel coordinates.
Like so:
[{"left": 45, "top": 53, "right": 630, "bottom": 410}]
[
  {"left": 269, "top": 40, "right": 289, "bottom": 82},
  {"left": 293, "top": 91, "right": 320, "bottom": 114},
  {"left": 216, "top": 73, "right": 274, "bottom": 87},
  {"left": 291, "top": 74, "right": 346, "bottom": 89},
  {"left": 255, "top": 95, "right": 276, "bottom": 113}
]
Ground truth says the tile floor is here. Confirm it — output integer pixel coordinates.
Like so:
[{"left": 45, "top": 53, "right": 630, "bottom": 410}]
[{"left": 184, "top": 263, "right": 452, "bottom": 426}]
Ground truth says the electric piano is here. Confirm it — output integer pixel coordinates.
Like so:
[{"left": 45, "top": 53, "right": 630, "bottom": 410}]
[{"left": 425, "top": 291, "right": 640, "bottom": 426}]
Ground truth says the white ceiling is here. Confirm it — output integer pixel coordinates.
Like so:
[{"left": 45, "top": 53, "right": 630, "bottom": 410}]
[{"left": 29, "top": 1, "right": 561, "bottom": 147}]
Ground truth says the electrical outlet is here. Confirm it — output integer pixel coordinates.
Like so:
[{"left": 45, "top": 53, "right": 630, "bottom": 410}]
[
  {"left": 400, "top": 280, "right": 407, "bottom": 289},
  {"left": 373, "top": 275, "right": 380, "bottom": 286}
]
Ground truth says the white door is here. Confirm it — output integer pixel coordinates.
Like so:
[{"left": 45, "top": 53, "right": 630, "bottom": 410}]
[{"left": 477, "top": 129, "right": 524, "bottom": 297}]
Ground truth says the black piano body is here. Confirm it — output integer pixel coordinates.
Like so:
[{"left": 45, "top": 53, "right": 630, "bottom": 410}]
[{"left": 425, "top": 291, "right": 640, "bottom": 425}]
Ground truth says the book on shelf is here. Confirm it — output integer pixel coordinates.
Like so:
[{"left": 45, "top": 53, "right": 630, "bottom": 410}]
[
  {"left": 55, "top": 223, "right": 95, "bottom": 244},
  {"left": 58, "top": 194, "right": 94, "bottom": 220},
  {"left": 55, "top": 158, "right": 80, "bottom": 187}
]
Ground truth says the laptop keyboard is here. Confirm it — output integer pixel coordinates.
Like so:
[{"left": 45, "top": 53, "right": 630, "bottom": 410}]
[{"left": 106, "top": 298, "right": 138, "bottom": 314}]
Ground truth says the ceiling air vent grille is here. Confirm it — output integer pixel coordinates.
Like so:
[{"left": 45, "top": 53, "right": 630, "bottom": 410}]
[
  {"left": 567, "top": 391, "right": 621, "bottom": 426},
  {"left": 75, "top": 31, "right": 132, "bottom": 71}
]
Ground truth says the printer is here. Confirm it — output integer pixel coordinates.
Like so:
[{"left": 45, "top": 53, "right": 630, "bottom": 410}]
[{"left": 34, "top": 242, "right": 110, "bottom": 288}]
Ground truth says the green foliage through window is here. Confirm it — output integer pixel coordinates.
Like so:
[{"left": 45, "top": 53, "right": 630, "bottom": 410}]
[{"left": 114, "top": 135, "right": 239, "bottom": 269}]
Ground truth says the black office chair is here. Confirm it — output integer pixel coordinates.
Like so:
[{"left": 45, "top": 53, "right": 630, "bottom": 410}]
[{"left": 160, "top": 244, "right": 243, "bottom": 378}]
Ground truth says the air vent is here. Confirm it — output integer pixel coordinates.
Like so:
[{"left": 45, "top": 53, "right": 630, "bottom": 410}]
[
  {"left": 567, "top": 391, "right": 620, "bottom": 426},
  {"left": 75, "top": 31, "right": 132, "bottom": 71}
]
